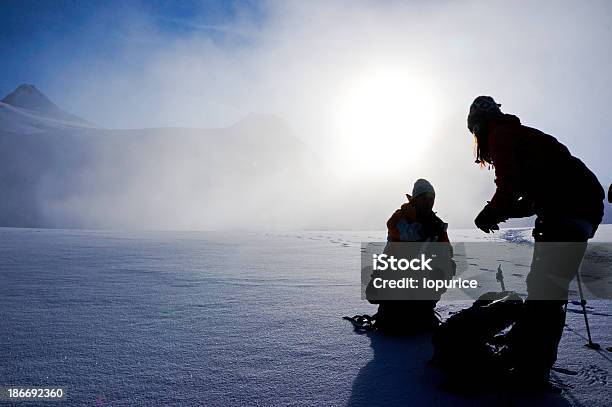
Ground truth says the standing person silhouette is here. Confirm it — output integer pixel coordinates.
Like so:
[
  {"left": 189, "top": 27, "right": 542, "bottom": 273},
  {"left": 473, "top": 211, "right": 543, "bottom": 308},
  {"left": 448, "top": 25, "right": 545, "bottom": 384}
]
[{"left": 467, "top": 96, "right": 604, "bottom": 388}]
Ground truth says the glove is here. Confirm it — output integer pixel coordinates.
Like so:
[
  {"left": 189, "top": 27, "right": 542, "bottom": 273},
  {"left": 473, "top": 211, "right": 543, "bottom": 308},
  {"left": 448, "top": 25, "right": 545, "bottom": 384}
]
[{"left": 475, "top": 203, "right": 501, "bottom": 233}]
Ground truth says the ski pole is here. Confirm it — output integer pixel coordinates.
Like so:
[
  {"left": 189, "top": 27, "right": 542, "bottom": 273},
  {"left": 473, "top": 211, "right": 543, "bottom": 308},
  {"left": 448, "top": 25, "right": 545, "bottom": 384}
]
[{"left": 575, "top": 271, "right": 600, "bottom": 349}]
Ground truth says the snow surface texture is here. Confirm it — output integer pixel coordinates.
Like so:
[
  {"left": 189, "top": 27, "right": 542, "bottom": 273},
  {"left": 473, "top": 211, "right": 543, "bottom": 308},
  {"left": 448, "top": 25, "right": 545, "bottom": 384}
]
[{"left": 0, "top": 226, "right": 610, "bottom": 406}]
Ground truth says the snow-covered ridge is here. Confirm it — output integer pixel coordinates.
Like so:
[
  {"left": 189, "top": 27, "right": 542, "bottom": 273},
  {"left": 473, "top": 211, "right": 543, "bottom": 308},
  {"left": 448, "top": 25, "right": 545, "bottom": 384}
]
[
  {"left": 0, "top": 101, "right": 97, "bottom": 133},
  {"left": 1, "top": 84, "right": 97, "bottom": 133}
]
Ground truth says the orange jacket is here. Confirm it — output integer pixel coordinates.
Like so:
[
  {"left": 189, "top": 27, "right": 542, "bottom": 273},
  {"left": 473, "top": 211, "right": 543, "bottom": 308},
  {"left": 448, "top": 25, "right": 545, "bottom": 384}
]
[{"left": 387, "top": 202, "right": 450, "bottom": 243}]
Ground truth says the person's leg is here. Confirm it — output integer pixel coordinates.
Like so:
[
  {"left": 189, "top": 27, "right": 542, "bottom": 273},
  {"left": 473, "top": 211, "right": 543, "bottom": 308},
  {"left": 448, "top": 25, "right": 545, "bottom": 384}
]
[
  {"left": 506, "top": 217, "right": 591, "bottom": 383},
  {"left": 507, "top": 300, "right": 566, "bottom": 378}
]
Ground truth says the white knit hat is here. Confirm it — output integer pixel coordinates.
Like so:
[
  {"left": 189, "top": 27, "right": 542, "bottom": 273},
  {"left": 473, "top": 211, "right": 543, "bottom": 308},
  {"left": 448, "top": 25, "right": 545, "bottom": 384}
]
[{"left": 412, "top": 178, "right": 435, "bottom": 198}]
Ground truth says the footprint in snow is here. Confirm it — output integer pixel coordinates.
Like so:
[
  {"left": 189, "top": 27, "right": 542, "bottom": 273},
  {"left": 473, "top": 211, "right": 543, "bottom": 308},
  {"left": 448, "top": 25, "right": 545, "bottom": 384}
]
[
  {"left": 571, "top": 300, "right": 593, "bottom": 309},
  {"left": 578, "top": 365, "right": 608, "bottom": 386},
  {"left": 552, "top": 366, "right": 578, "bottom": 375}
]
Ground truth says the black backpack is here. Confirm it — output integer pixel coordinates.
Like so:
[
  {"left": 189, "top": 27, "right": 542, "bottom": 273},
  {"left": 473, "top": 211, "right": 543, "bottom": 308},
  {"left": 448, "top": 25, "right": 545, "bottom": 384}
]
[{"left": 431, "top": 291, "right": 523, "bottom": 376}]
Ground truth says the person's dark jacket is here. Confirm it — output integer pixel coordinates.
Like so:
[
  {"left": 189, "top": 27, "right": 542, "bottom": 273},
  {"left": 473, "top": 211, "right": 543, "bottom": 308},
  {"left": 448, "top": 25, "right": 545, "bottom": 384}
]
[{"left": 487, "top": 114, "right": 604, "bottom": 225}]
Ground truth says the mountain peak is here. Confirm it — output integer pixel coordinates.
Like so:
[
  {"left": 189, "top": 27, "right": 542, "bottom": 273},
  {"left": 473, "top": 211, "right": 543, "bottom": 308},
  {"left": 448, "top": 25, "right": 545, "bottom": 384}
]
[
  {"left": 1, "top": 84, "right": 94, "bottom": 127},
  {"left": 2, "top": 84, "right": 61, "bottom": 114}
]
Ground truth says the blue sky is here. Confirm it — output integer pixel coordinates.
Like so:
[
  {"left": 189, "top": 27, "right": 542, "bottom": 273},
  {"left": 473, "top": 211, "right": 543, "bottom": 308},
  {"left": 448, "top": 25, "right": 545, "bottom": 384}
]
[{"left": 0, "top": 0, "right": 263, "bottom": 98}]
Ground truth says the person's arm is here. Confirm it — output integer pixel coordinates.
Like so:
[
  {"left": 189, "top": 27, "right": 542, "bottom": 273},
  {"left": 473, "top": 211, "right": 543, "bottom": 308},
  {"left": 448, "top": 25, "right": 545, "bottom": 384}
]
[
  {"left": 475, "top": 127, "right": 524, "bottom": 233},
  {"left": 439, "top": 230, "right": 450, "bottom": 243},
  {"left": 436, "top": 227, "right": 456, "bottom": 277},
  {"left": 386, "top": 208, "right": 403, "bottom": 241}
]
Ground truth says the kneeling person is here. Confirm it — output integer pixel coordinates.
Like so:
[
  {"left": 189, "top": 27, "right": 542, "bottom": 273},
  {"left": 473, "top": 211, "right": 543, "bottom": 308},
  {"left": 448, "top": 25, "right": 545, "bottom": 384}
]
[{"left": 370, "top": 179, "right": 454, "bottom": 334}]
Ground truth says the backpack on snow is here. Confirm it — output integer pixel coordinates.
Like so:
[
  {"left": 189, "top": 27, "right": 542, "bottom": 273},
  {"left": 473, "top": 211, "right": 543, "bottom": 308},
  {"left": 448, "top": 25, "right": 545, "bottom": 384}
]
[{"left": 431, "top": 291, "right": 523, "bottom": 376}]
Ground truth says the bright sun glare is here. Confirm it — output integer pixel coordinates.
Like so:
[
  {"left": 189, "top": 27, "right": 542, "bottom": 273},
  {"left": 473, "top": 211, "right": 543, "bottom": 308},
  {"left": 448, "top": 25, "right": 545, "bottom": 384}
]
[{"left": 333, "top": 69, "right": 436, "bottom": 175}]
